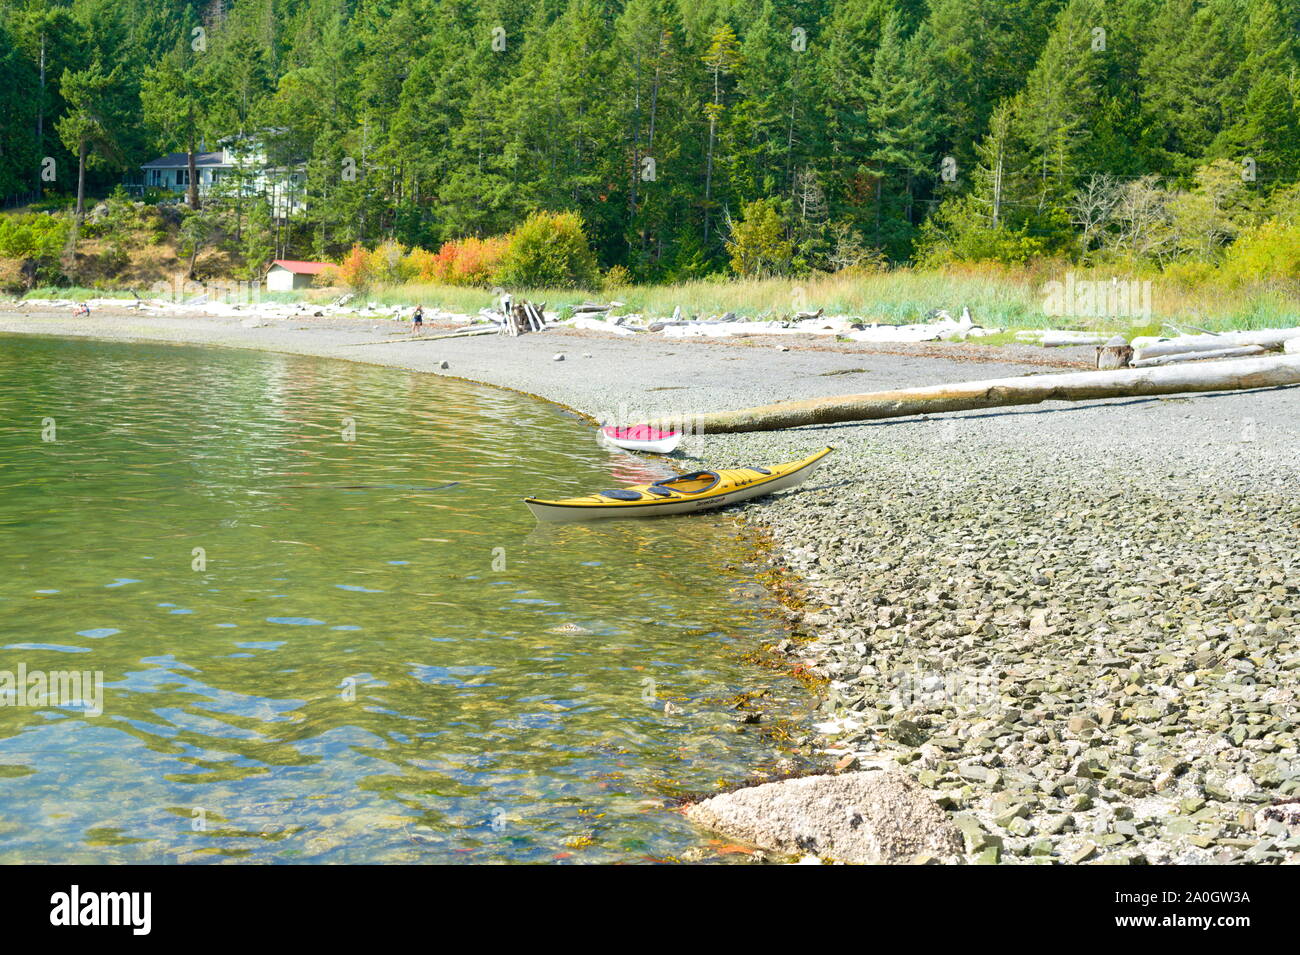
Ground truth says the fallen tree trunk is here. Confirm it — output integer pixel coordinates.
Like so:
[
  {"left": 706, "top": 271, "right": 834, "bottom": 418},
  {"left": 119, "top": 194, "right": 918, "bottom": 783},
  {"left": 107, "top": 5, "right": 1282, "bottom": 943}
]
[
  {"left": 1132, "top": 327, "right": 1300, "bottom": 359},
  {"left": 644, "top": 354, "right": 1300, "bottom": 434},
  {"left": 1017, "top": 329, "right": 1111, "bottom": 347},
  {"left": 1041, "top": 333, "right": 1110, "bottom": 347},
  {"left": 1130, "top": 345, "right": 1267, "bottom": 368},
  {"left": 346, "top": 325, "right": 498, "bottom": 346}
]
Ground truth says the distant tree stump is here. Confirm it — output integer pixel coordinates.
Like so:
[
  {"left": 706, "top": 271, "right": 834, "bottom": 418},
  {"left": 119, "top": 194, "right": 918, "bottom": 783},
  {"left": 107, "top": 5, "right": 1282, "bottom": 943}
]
[{"left": 1095, "top": 335, "right": 1133, "bottom": 370}]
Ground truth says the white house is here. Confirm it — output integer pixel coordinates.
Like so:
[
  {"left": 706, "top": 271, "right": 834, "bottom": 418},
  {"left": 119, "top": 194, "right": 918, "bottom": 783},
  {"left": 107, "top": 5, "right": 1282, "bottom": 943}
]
[
  {"left": 140, "top": 149, "right": 229, "bottom": 193},
  {"left": 137, "top": 135, "right": 306, "bottom": 215},
  {"left": 265, "top": 259, "right": 331, "bottom": 291}
]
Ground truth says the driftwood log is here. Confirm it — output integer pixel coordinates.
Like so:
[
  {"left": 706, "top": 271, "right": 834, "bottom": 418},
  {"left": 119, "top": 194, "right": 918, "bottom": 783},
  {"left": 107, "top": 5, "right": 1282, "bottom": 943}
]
[
  {"left": 500, "top": 300, "right": 547, "bottom": 336},
  {"left": 501, "top": 305, "right": 525, "bottom": 336},
  {"left": 643, "top": 354, "right": 1300, "bottom": 434},
  {"left": 1132, "top": 328, "right": 1300, "bottom": 360},
  {"left": 1131, "top": 345, "right": 1268, "bottom": 368},
  {"left": 346, "top": 326, "right": 498, "bottom": 346},
  {"left": 501, "top": 302, "right": 529, "bottom": 336}
]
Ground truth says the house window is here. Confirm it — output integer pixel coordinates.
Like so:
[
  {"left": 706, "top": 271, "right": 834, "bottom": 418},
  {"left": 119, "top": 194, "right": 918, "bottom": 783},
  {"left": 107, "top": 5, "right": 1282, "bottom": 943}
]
[{"left": 177, "top": 169, "right": 190, "bottom": 186}]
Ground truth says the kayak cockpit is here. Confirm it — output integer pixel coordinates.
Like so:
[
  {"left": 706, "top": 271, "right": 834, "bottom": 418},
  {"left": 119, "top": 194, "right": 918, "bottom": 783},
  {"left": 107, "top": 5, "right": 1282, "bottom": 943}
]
[{"left": 650, "top": 470, "right": 721, "bottom": 494}]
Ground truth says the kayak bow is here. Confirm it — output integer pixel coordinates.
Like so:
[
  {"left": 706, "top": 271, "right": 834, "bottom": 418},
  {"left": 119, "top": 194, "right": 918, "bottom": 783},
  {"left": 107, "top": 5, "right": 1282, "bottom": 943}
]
[{"left": 524, "top": 446, "right": 833, "bottom": 522}]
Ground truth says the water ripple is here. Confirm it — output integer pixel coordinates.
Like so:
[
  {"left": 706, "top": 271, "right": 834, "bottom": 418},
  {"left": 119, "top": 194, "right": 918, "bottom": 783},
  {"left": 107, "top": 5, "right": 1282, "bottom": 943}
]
[{"left": 0, "top": 335, "right": 811, "bottom": 864}]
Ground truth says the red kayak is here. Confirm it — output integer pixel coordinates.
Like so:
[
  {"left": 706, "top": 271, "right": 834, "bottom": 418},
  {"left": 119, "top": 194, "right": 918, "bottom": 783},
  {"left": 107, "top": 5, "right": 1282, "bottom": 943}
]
[{"left": 599, "top": 424, "right": 682, "bottom": 454}]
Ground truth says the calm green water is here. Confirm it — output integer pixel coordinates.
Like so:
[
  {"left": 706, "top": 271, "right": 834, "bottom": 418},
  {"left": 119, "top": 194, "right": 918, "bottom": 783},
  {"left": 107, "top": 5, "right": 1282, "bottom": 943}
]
[{"left": 0, "top": 335, "right": 808, "bottom": 863}]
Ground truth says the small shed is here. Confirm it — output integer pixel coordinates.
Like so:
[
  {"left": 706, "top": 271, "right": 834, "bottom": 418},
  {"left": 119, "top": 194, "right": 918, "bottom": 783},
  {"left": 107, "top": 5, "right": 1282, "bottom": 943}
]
[{"left": 265, "top": 259, "right": 331, "bottom": 291}]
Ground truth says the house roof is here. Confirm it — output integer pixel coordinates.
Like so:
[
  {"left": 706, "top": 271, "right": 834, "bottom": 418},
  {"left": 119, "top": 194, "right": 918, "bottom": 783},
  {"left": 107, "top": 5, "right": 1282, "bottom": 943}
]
[
  {"left": 141, "top": 151, "right": 230, "bottom": 169},
  {"left": 267, "top": 259, "right": 331, "bottom": 275}
]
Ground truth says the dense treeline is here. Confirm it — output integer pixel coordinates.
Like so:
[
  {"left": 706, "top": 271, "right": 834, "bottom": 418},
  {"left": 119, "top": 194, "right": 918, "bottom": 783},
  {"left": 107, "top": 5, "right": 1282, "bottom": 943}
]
[{"left": 1, "top": 0, "right": 1298, "bottom": 281}]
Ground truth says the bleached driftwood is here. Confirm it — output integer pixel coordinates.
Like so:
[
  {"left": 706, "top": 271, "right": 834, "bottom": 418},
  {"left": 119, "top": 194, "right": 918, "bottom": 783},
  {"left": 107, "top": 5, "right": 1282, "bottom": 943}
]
[
  {"left": 567, "top": 316, "right": 637, "bottom": 336},
  {"left": 844, "top": 316, "right": 998, "bottom": 343},
  {"left": 1017, "top": 329, "right": 1105, "bottom": 345},
  {"left": 845, "top": 324, "right": 945, "bottom": 343},
  {"left": 665, "top": 321, "right": 799, "bottom": 338},
  {"left": 347, "top": 326, "right": 500, "bottom": 346},
  {"left": 1130, "top": 345, "right": 1268, "bottom": 367},
  {"left": 1132, "top": 327, "right": 1300, "bottom": 359},
  {"left": 523, "top": 302, "right": 545, "bottom": 332},
  {"left": 642, "top": 354, "right": 1300, "bottom": 434}
]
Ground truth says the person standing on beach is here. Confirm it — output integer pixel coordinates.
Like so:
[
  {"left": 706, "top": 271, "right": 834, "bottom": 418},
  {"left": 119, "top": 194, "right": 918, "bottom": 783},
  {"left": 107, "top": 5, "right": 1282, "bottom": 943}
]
[{"left": 412, "top": 304, "right": 424, "bottom": 334}]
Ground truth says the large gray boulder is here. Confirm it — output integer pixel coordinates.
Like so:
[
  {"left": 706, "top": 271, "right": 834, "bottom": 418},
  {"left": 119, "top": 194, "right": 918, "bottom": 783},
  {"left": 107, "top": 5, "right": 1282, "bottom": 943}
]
[{"left": 684, "top": 770, "right": 962, "bottom": 864}]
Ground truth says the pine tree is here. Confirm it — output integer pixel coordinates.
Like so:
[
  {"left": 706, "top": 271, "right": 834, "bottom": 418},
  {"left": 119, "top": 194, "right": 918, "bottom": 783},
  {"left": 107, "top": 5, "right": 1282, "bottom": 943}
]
[
  {"left": 57, "top": 60, "right": 128, "bottom": 220},
  {"left": 724, "top": 2, "right": 792, "bottom": 203},
  {"left": 142, "top": 38, "right": 214, "bottom": 210},
  {"left": 1212, "top": 0, "right": 1300, "bottom": 185},
  {"left": 971, "top": 99, "right": 1023, "bottom": 230},
  {"left": 814, "top": 0, "right": 893, "bottom": 209},
  {"left": 614, "top": 0, "right": 697, "bottom": 275},
  {"left": 701, "top": 21, "right": 741, "bottom": 246},
  {"left": 0, "top": 14, "right": 37, "bottom": 199},
  {"left": 1014, "top": 0, "right": 1108, "bottom": 212},
  {"left": 864, "top": 12, "right": 937, "bottom": 254},
  {"left": 920, "top": 0, "right": 1065, "bottom": 172},
  {"left": 434, "top": 0, "right": 528, "bottom": 239},
  {"left": 1139, "top": 0, "right": 1246, "bottom": 176}
]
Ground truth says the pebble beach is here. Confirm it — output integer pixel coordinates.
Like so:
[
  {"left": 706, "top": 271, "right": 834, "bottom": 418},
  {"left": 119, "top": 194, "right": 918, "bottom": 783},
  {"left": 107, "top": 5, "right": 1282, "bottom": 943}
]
[{"left": 5, "top": 302, "right": 1299, "bottom": 864}]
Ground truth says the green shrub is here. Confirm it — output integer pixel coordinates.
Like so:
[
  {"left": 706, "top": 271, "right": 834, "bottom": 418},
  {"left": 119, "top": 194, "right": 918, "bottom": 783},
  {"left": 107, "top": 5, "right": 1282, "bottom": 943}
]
[
  {"left": 602, "top": 264, "right": 632, "bottom": 291},
  {"left": 0, "top": 258, "right": 26, "bottom": 294},
  {"left": 0, "top": 213, "right": 71, "bottom": 261},
  {"left": 914, "top": 195, "right": 1051, "bottom": 268},
  {"left": 1160, "top": 258, "right": 1220, "bottom": 289},
  {"left": 1217, "top": 219, "right": 1300, "bottom": 288},
  {"left": 368, "top": 240, "right": 414, "bottom": 285},
  {"left": 495, "top": 211, "right": 599, "bottom": 289},
  {"left": 726, "top": 198, "right": 793, "bottom": 278},
  {"left": 28, "top": 195, "right": 75, "bottom": 213},
  {"left": 101, "top": 242, "right": 130, "bottom": 275}
]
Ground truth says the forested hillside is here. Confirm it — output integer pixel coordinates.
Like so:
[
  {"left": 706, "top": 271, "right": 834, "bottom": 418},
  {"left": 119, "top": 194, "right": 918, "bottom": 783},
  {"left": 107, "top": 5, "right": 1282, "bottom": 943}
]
[{"left": 1, "top": 0, "right": 1299, "bottom": 282}]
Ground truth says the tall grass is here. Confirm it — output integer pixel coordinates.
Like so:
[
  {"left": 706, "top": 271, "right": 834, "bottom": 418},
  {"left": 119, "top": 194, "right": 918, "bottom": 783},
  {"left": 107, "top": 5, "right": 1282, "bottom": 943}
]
[
  {"left": 16, "top": 262, "right": 1295, "bottom": 335},
  {"left": 325, "top": 264, "right": 1299, "bottom": 333},
  {"left": 20, "top": 286, "right": 138, "bottom": 300}
]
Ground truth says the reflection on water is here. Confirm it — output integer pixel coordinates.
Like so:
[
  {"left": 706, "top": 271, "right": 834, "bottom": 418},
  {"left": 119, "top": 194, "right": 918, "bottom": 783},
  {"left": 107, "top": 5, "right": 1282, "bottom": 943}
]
[{"left": 0, "top": 336, "right": 809, "bottom": 863}]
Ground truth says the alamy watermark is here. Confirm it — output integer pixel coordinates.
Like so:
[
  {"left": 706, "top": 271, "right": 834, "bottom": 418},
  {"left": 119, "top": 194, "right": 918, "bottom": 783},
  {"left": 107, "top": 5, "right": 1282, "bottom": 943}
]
[
  {"left": 599, "top": 402, "right": 704, "bottom": 437},
  {"left": 49, "top": 885, "right": 150, "bottom": 935},
  {"left": 0, "top": 664, "right": 104, "bottom": 716},
  {"left": 885, "top": 666, "right": 997, "bottom": 709},
  {"left": 148, "top": 276, "right": 263, "bottom": 305},
  {"left": 1042, "top": 272, "right": 1151, "bottom": 322}
]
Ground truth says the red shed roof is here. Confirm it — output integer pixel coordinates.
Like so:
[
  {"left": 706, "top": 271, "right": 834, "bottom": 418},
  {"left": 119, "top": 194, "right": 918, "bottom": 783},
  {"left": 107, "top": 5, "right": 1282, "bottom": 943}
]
[{"left": 268, "top": 259, "right": 331, "bottom": 274}]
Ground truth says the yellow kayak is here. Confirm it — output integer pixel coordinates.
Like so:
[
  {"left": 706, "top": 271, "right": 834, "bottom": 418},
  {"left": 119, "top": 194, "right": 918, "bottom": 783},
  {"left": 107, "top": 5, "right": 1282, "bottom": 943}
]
[{"left": 524, "top": 447, "right": 833, "bottom": 522}]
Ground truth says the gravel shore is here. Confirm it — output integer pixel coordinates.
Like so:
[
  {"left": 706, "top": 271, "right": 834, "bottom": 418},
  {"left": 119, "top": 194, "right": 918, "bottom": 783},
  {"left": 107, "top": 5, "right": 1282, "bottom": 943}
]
[{"left": 5, "top": 305, "right": 1300, "bottom": 864}]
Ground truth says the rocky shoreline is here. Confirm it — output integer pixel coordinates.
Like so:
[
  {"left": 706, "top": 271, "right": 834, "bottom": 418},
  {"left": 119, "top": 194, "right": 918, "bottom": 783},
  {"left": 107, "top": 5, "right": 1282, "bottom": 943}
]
[
  {"left": 704, "top": 410, "right": 1300, "bottom": 864},
  {"left": 5, "top": 307, "right": 1300, "bottom": 863}
]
